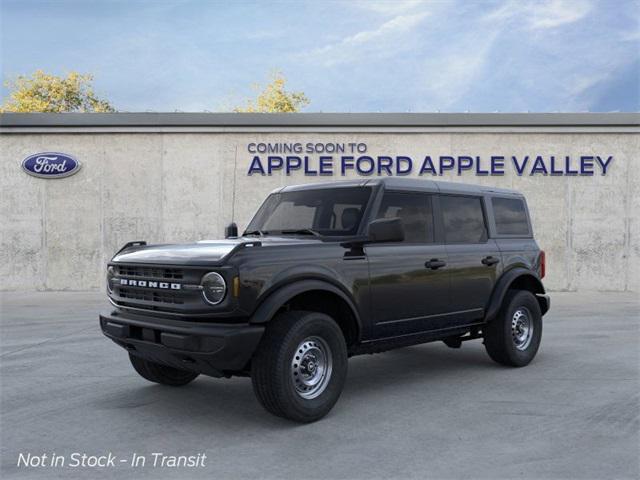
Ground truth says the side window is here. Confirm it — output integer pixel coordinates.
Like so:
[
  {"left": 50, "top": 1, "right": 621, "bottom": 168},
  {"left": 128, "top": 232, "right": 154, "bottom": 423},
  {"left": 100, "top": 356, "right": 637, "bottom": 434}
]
[
  {"left": 375, "top": 192, "right": 434, "bottom": 243},
  {"left": 492, "top": 197, "right": 530, "bottom": 235},
  {"left": 441, "top": 195, "right": 487, "bottom": 244}
]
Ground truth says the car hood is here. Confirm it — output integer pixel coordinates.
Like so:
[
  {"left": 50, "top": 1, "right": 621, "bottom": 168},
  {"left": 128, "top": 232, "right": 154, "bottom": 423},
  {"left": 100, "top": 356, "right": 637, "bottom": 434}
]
[{"left": 111, "top": 236, "right": 323, "bottom": 265}]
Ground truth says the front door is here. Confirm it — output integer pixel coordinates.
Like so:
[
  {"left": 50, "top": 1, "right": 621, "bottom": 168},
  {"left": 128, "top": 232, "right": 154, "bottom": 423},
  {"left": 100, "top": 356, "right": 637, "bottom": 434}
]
[{"left": 366, "top": 191, "right": 450, "bottom": 339}]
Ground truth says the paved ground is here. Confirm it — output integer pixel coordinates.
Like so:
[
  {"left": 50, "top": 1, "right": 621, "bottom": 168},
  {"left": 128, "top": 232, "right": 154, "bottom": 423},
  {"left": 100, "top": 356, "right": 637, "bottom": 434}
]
[{"left": 1, "top": 291, "right": 638, "bottom": 480}]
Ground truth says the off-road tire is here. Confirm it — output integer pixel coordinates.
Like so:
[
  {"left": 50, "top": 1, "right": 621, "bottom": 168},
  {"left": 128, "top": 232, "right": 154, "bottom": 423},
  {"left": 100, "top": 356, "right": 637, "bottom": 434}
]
[
  {"left": 251, "top": 310, "right": 348, "bottom": 423},
  {"left": 484, "top": 289, "right": 542, "bottom": 367},
  {"left": 129, "top": 354, "right": 199, "bottom": 386}
]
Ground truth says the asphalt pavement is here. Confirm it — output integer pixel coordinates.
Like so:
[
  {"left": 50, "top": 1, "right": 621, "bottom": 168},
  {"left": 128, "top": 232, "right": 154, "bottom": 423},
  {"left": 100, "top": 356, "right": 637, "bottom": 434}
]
[{"left": 1, "top": 291, "right": 638, "bottom": 479}]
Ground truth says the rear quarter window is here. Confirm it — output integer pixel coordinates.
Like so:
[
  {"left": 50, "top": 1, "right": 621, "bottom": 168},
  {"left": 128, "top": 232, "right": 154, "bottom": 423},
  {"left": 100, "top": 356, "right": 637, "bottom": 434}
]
[{"left": 492, "top": 197, "right": 531, "bottom": 236}]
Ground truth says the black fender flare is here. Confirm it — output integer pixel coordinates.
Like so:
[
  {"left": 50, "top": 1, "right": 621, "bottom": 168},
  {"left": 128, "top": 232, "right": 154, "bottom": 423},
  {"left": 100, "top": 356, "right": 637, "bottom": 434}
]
[
  {"left": 249, "top": 279, "right": 363, "bottom": 339},
  {"left": 485, "top": 268, "right": 547, "bottom": 322}
]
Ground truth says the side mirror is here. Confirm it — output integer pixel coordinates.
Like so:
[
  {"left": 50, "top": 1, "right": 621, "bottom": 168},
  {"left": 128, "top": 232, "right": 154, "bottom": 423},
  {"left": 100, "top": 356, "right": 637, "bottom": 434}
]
[
  {"left": 225, "top": 222, "right": 238, "bottom": 238},
  {"left": 367, "top": 218, "right": 404, "bottom": 243}
]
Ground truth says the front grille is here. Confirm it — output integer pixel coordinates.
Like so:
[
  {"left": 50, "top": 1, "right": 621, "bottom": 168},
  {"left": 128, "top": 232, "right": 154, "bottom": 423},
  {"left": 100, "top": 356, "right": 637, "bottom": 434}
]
[
  {"left": 109, "top": 263, "right": 210, "bottom": 315},
  {"left": 115, "top": 265, "right": 184, "bottom": 280},
  {"left": 118, "top": 287, "right": 184, "bottom": 305}
]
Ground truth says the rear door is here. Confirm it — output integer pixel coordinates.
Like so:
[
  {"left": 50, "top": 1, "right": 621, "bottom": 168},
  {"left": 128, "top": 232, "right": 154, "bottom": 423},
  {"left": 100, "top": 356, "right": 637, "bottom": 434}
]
[
  {"left": 366, "top": 190, "right": 450, "bottom": 338},
  {"left": 440, "top": 194, "right": 501, "bottom": 326}
]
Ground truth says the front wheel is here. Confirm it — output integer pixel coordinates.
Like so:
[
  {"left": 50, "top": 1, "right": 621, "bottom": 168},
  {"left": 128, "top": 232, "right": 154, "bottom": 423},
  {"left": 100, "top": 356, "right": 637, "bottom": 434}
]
[
  {"left": 251, "top": 310, "right": 348, "bottom": 423},
  {"left": 484, "top": 290, "right": 542, "bottom": 367}
]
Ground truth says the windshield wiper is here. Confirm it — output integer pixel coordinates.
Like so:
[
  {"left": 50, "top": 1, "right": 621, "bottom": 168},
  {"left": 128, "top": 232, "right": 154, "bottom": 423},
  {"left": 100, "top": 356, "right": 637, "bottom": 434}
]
[
  {"left": 278, "top": 228, "right": 322, "bottom": 237},
  {"left": 243, "top": 229, "right": 267, "bottom": 237}
]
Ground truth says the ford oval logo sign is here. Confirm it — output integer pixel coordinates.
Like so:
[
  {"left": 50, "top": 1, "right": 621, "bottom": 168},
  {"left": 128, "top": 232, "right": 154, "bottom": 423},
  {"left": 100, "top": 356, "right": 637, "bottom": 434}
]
[{"left": 21, "top": 152, "right": 81, "bottom": 179}]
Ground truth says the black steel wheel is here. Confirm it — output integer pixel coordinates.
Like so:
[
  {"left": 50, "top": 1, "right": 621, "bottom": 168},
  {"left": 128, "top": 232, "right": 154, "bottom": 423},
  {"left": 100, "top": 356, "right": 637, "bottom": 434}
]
[
  {"left": 251, "top": 310, "right": 348, "bottom": 423},
  {"left": 484, "top": 290, "right": 543, "bottom": 367}
]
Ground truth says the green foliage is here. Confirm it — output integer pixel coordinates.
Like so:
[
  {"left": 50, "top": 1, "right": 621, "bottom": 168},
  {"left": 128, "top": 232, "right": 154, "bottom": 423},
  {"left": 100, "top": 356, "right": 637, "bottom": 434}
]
[
  {"left": 1, "top": 70, "right": 115, "bottom": 113},
  {"left": 234, "top": 72, "right": 309, "bottom": 113}
]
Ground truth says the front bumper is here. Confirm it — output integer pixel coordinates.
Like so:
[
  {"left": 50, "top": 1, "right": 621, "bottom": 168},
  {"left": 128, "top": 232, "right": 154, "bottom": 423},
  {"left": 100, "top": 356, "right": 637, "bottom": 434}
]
[
  {"left": 537, "top": 293, "right": 551, "bottom": 315},
  {"left": 99, "top": 310, "right": 264, "bottom": 377}
]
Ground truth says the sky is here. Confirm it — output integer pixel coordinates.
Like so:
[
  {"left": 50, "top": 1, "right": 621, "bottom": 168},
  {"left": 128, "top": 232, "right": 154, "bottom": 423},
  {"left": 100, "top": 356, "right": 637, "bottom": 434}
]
[{"left": 1, "top": 0, "right": 639, "bottom": 112}]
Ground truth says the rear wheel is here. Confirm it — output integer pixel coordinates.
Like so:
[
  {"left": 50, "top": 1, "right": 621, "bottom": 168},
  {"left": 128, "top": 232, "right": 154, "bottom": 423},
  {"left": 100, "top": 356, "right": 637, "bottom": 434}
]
[
  {"left": 484, "top": 290, "right": 542, "bottom": 367},
  {"left": 251, "top": 310, "right": 348, "bottom": 423},
  {"left": 129, "top": 354, "right": 199, "bottom": 386}
]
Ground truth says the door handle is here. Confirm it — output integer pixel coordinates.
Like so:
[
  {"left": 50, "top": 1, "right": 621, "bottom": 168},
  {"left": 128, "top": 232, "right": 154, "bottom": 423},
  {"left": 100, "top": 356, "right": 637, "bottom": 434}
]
[
  {"left": 482, "top": 256, "right": 500, "bottom": 266},
  {"left": 425, "top": 259, "right": 446, "bottom": 270}
]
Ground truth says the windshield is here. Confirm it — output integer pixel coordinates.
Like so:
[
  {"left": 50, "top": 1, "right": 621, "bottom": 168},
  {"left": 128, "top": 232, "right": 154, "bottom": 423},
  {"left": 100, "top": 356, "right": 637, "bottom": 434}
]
[{"left": 245, "top": 187, "right": 372, "bottom": 237}]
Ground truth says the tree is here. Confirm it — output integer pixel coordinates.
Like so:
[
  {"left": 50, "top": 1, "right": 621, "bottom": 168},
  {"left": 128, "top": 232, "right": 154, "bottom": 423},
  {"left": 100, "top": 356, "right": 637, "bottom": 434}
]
[
  {"left": 234, "top": 72, "right": 309, "bottom": 113},
  {"left": 1, "top": 70, "right": 115, "bottom": 113}
]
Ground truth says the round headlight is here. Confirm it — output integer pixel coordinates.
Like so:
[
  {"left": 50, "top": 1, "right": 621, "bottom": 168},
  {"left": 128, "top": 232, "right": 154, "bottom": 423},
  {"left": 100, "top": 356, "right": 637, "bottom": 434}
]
[
  {"left": 201, "top": 272, "right": 226, "bottom": 305},
  {"left": 106, "top": 266, "right": 115, "bottom": 294}
]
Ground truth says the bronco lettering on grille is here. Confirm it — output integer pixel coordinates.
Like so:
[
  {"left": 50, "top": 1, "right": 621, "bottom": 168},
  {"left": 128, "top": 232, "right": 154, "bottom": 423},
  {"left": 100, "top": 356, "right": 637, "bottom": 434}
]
[{"left": 119, "top": 279, "right": 181, "bottom": 290}]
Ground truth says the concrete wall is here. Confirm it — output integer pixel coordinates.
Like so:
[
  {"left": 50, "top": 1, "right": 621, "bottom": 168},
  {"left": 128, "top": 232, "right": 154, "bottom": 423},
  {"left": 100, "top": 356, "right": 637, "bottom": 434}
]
[{"left": 1, "top": 123, "right": 638, "bottom": 292}]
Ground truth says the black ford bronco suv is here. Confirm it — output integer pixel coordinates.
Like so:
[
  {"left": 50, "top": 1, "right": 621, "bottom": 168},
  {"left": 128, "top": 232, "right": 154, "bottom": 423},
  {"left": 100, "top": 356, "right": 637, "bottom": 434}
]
[{"left": 100, "top": 178, "right": 549, "bottom": 422}]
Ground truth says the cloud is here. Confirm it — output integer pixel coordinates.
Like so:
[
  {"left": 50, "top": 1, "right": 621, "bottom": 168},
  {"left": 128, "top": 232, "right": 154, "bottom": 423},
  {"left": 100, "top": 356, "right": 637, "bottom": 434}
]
[
  {"left": 418, "top": 28, "right": 500, "bottom": 109},
  {"left": 569, "top": 73, "right": 611, "bottom": 97},
  {"left": 485, "top": 0, "right": 592, "bottom": 30},
  {"left": 475, "top": 0, "right": 636, "bottom": 112},
  {"left": 299, "top": 12, "right": 429, "bottom": 66},
  {"left": 620, "top": 29, "right": 640, "bottom": 42},
  {"left": 528, "top": 0, "right": 592, "bottom": 29},
  {"left": 351, "top": 0, "right": 428, "bottom": 15}
]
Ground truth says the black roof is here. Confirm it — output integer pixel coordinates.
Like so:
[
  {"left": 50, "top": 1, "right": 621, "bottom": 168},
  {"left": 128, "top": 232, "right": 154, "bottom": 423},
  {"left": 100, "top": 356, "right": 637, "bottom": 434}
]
[{"left": 278, "top": 178, "right": 521, "bottom": 196}]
